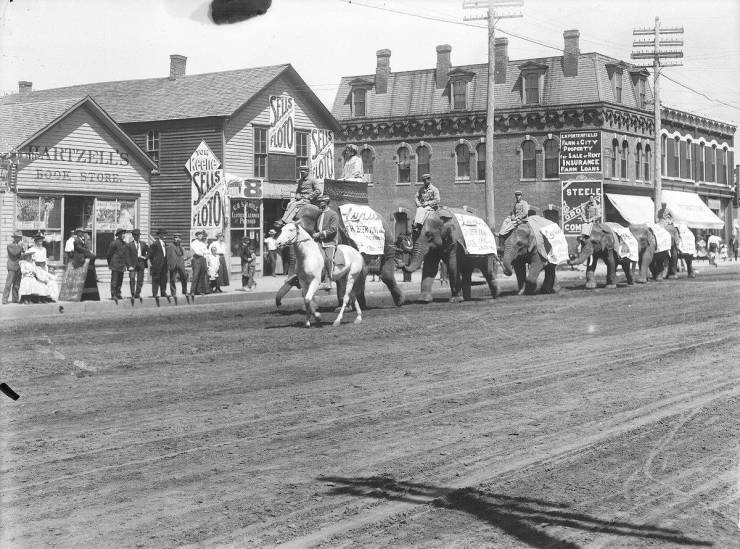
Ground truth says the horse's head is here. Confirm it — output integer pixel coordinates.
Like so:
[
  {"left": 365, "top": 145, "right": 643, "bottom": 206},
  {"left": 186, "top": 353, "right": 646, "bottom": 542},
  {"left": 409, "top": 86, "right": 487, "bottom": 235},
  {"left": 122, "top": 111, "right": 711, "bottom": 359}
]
[{"left": 275, "top": 223, "right": 299, "bottom": 249}]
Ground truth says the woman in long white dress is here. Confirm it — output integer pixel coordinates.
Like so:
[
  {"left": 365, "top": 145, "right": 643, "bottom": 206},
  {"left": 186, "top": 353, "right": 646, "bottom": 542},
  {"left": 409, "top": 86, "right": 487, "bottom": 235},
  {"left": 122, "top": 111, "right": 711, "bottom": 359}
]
[
  {"left": 29, "top": 235, "right": 58, "bottom": 301},
  {"left": 18, "top": 250, "right": 44, "bottom": 303}
]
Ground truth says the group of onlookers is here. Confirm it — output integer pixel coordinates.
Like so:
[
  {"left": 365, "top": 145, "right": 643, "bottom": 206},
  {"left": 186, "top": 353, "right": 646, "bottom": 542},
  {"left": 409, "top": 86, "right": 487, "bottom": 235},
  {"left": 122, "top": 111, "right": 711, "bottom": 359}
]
[{"left": 3, "top": 230, "right": 62, "bottom": 304}]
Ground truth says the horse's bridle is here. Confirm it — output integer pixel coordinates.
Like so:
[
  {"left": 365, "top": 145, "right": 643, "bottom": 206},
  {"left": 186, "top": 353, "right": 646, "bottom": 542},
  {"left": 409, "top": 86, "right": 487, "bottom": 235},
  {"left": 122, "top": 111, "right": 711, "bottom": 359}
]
[{"left": 278, "top": 223, "right": 313, "bottom": 248}]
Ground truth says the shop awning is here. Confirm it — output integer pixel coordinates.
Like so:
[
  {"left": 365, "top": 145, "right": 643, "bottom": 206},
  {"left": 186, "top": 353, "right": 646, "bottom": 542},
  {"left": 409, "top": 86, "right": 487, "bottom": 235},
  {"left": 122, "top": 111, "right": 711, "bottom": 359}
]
[
  {"left": 662, "top": 190, "right": 724, "bottom": 229},
  {"left": 605, "top": 193, "right": 655, "bottom": 224}
]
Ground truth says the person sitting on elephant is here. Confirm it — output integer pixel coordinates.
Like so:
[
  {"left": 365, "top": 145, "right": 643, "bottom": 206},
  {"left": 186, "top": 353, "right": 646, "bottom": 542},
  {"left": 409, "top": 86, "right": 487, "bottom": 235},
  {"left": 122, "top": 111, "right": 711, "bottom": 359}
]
[
  {"left": 511, "top": 191, "right": 530, "bottom": 223},
  {"left": 657, "top": 201, "right": 674, "bottom": 226},
  {"left": 312, "top": 195, "right": 339, "bottom": 290},
  {"left": 413, "top": 173, "right": 440, "bottom": 239},
  {"left": 278, "top": 164, "right": 321, "bottom": 226}
]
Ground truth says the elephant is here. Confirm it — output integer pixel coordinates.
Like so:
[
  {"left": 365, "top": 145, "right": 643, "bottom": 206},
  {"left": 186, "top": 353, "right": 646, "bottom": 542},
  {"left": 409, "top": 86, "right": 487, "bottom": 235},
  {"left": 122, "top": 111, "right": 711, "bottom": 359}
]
[
  {"left": 650, "top": 224, "right": 696, "bottom": 279},
  {"left": 568, "top": 223, "right": 656, "bottom": 289},
  {"left": 500, "top": 222, "right": 558, "bottom": 295},
  {"left": 403, "top": 211, "right": 498, "bottom": 303}
]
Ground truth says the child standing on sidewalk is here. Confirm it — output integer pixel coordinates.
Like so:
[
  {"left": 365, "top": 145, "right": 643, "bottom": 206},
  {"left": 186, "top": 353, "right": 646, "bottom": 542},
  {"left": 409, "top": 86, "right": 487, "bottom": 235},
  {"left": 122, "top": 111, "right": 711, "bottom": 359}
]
[{"left": 207, "top": 244, "right": 222, "bottom": 293}]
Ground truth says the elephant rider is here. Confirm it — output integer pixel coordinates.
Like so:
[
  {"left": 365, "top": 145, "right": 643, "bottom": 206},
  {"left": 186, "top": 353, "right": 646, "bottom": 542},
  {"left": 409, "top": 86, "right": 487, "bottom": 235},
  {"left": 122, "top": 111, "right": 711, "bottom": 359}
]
[
  {"left": 312, "top": 195, "right": 339, "bottom": 290},
  {"left": 657, "top": 201, "right": 674, "bottom": 226},
  {"left": 341, "top": 144, "right": 364, "bottom": 181},
  {"left": 498, "top": 191, "right": 530, "bottom": 238},
  {"left": 581, "top": 193, "right": 601, "bottom": 237},
  {"left": 277, "top": 164, "right": 321, "bottom": 227},
  {"left": 412, "top": 173, "right": 440, "bottom": 240}
]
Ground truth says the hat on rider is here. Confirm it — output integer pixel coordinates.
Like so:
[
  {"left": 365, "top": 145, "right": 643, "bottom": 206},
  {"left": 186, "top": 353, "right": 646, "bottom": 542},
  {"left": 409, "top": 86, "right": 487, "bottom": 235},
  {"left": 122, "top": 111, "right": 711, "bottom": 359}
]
[
  {"left": 12, "top": 230, "right": 23, "bottom": 239},
  {"left": 514, "top": 190, "right": 522, "bottom": 196},
  {"left": 268, "top": 229, "right": 276, "bottom": 235},
  {"left": 298, "top": 164, "right": 309, "bottom": 172},
  {"left": 421, "top": 173, "right": 431, "bottom": 181}
]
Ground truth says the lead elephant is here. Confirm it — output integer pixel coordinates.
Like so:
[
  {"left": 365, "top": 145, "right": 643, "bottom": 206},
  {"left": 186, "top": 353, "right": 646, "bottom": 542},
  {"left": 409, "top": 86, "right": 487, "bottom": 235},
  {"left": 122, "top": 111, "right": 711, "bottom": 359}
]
[
  {"left": 500, "top": 223, "right": 558, "bottom": 295},
  {"left": 650, "top": 224, "right": 696, "bottom": 279},
  {"left": 404, "top": 211, "right": 498, "bottom": 303}
]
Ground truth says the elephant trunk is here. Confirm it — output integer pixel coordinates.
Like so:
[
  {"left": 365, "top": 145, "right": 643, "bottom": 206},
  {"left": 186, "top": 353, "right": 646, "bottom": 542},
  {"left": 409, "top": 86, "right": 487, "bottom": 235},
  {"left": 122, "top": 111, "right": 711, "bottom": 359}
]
[
  {"left": 404, "top": 238, "right": 426, "bottom": 273},
  {"left": 569, "top": 239, "right": 592, "bottom": 265},
  {"left": 501, "top": 234, "right": 515, "bottom": 276}
]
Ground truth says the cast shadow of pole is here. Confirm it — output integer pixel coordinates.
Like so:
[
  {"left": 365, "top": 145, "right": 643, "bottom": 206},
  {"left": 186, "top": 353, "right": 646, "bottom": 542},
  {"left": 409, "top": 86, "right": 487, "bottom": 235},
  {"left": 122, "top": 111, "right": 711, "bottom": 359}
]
[{"left": 319, "top": 475, "right": 713, "bottom": 548}]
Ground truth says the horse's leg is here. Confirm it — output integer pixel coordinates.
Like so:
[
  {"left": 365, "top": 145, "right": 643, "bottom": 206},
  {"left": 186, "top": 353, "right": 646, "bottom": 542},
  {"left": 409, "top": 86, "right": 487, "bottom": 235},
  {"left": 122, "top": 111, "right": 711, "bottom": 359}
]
[
  {"left": 333, "top": 272, "right": 354, "bottom": 327},
  {"left": 352, "top": 270, "right": 363, "bottom": 324},
  {"left": 304, "top": 277, "right": 321, "bottom": 324}
]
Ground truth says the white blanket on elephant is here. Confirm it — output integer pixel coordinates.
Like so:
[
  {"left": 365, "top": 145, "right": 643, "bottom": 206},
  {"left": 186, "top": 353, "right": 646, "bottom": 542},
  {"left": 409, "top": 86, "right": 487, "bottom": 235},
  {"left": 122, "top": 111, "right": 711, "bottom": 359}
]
[
  {"left": 648, "top": 223, "right": 672, "bottom": 253},
  {"left": 526, "top": 215, "right": 569, "bottom": 265},
  {"left": 605, "top": 223, "right": 639, "bottom": 262},
  {"left": 450, "top": 209, "right": 497, "bottom": 255},
  {"left": 338, "top": 204, "right": 385, "bottom": 255},
  {"left": 676, "top": 223, "right": 696, "bottom": 256}
]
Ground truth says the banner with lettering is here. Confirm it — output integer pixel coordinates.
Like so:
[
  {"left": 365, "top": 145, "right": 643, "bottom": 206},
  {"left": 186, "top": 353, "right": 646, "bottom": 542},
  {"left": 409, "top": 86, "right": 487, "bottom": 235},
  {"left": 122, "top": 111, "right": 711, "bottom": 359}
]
[
  {"left": 559, "top": 131, "right": 602, "bottom": 174},
  {"left": 561, "top": 180, "right": 603, "bottom": 236},
  {"left": 451, "top": 210, "right": 497, "bottom": 255},
  {"left": 186, "top": 140, "right": 226, "bottom": 239},
  {"left": 268, "top": 94, "right": 295, "bottom": 154},
  {"left": 230, "top": 198, "right": 261, "bottom": 230},
  {"left": 309, "top": 128, "right": 334, "bottom": 181},
  {"left": 339, "top": 204, "right": 385, "bottom": 255}
]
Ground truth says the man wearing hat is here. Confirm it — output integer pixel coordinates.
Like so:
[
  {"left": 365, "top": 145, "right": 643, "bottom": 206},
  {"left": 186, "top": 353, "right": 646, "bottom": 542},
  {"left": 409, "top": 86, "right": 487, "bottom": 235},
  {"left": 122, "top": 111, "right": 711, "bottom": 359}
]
[
  {"left": 341, "top": 144, "right": 364, "bottom": 181},
  {"left": 106, "top": 228, "right": 131, "bottom": 300},
  {"left": 657, "top": 200, "right": 674, "bottom": 226},
  {"left": 166, "top": 233, "right": 189, "bottom": 300},
  {"left": 278, "top": 164, "right": 321, "bottom": 225},
  {"left": 148, "top": 229, "right": 169, "bottom": 302},
  {"left": 510, "top": 191, "right": 530, "bottom": 223},
  {"left": 264, "top": 229, "right": 279, "bottom": 276},
  {"left": 189, "top": 230, "right": 210, "bottom": 296},
  {"left": 312, "top": 195, "right": 339, "bottom": 290},
  {"left": 126, "top": 228, "right": 149, "bottom": 299},
  {"left": 2, "top": 230, "right": 24, "bottom": 304},
  {"left": 413, "top": 173, "right": 441, "bottom": 239}
]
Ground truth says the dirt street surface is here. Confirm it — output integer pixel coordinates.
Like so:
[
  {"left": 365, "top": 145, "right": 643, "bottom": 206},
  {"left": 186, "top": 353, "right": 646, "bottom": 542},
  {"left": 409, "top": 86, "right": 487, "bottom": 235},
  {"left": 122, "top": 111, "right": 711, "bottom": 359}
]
[{"left": 1, "top": 266, "right": 738, "bottom": 548}]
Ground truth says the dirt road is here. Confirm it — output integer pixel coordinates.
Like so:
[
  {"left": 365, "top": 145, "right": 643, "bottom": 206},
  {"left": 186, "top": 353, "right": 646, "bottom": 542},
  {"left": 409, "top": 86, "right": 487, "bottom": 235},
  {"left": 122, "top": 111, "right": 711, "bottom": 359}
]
[{"left": 1, "top": 266, "right": 738, "bottom": 548}]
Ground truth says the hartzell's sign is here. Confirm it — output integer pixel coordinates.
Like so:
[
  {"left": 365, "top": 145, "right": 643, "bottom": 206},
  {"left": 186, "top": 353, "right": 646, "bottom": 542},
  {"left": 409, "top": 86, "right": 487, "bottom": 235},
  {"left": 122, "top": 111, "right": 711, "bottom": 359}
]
[
  {"left": 559, "top": 131, "right": 602, "bottom": 174},
  {"left": 186, "top": 140, "right": 226, "bottom": 238},
  {"left": 18, "top": 144, "right": 131, "bottom": 184},
  {"left": 268, "top": 94, "right": 295, "bottom": 154},
  {"left": 309, "top": 128, "right": 334, "bottom": 181}
]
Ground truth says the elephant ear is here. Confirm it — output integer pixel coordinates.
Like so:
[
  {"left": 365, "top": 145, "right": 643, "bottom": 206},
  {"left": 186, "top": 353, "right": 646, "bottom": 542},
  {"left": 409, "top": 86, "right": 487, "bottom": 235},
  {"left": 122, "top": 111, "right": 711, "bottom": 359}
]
[{"left": 525, "top": 226, "right": 537, "bottom": 253}]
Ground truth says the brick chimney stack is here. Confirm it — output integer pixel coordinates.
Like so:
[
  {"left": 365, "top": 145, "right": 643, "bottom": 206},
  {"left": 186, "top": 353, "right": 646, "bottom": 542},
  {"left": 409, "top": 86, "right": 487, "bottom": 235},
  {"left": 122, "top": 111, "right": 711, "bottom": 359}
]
[
  {"left": 494, "top": 38, "right": 508, "bottom": 84},
  {"left": 375, "top": 49, "right": 391, "bottom": 94},
  {"left": 563, "top": 30, "right": 580, "bottom": 77},
  {"left": 169, "top": 54, "right": 187, "bottom": 80},
  {"left": 18, "top": 81, "right": 33, "bottom": 94},
  {"left": 435, "top": 44, "right": 452, "bottom": 89}
]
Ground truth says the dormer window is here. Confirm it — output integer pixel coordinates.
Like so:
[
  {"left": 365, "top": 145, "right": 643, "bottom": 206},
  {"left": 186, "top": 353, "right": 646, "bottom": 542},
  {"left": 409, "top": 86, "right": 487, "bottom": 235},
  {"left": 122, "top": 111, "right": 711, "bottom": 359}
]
[
  {"left": 347, "top": 77, "right": 373, "bottom": 118},
  {"left": 630, "top": 68, "right": 649, "bottom": 109},
  {"left": 518, "top": 61, "right": 547, "bottom": 105},
  {"left": 446, "top": 68, "right": 475, "bottom": 111},
  {"left": 606, "top": 63, "right": 626, "bottom": 104}
]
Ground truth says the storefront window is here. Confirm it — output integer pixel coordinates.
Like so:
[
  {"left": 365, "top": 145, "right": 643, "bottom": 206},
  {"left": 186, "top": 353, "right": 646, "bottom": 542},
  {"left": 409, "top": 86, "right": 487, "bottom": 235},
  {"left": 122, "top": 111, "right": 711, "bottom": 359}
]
[
  {"left": 230, "top": 197, "right": 262, "bottom": 258},
  {"left": 16, "top": 195, "right": 63, "bottom": 261},
  {"left": 95, "top": 199, "right": 136, "bottom": 255}
]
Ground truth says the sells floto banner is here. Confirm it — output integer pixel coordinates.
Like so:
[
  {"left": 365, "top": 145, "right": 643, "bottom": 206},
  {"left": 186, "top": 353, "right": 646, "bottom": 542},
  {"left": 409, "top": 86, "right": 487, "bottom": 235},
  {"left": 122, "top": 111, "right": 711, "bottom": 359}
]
[
  {"left": 338, "top": 204, "right": 385, "bottom": 255},
  {"left": 186, "top": 140, "right": 226, "bottom": 239},
  {"left": 309, "top": 128, "right": 334, "bottom": 181},
  {"left": 268, "top": 94, "right": 295, "bottom": 154}
]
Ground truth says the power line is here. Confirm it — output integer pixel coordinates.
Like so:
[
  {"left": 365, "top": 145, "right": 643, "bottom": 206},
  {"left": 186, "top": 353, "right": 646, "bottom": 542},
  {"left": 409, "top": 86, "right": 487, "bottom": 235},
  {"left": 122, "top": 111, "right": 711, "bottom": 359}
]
[{"left": 661, "top": 73, "right": 740, "bottom": 111}]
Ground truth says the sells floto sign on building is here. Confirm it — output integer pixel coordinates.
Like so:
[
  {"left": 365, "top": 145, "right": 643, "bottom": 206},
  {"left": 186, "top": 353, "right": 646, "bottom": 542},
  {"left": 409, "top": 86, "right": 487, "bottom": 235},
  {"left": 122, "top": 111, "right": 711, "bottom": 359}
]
[
  {"left": 559, "top": 131, "right": 602, "bottom": 174},
  {"left": 186, "top": 140, "right": 225, "bottom": 238},
  {"left": 309, "top": 128, "right": 334, "bottom": 181},
  {"left": 268, "top": 94, "right": 295, "bottom": 154}
]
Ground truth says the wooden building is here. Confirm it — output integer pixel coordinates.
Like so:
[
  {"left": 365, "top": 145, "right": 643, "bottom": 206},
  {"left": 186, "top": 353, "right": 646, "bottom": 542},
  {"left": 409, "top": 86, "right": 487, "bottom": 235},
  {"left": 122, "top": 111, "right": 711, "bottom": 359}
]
[
  {"left": 0, "top": 96, "right": 156, "bottom": 292},
  {"left": 2, "top": 58, "right": 339, "bottom": 274}
]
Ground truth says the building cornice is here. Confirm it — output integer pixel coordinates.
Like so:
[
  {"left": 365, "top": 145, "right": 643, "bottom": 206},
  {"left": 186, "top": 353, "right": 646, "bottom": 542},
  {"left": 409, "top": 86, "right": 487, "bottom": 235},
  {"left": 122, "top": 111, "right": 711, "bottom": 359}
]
[{"left": 661, "top": 105, "right": 736, "bottom": 137}]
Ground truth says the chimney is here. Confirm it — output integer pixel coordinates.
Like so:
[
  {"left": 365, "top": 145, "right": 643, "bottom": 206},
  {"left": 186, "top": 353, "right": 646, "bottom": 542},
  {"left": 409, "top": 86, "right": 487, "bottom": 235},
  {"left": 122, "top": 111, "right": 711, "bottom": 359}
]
[
  {"left": 18, "top": 81, "right": 33, "bottom": 94},
  {"left": 375, "top": 49, "right": 391, "bottom": 94},
  {"left": 435, "top": 44, "right": 452, "bottom": 89},
  {"left": 563, "top": 30, "right": 580, "bottom": 77},
  {"left": 169, "top": 54, "right": 187, "bottom": 80},
  {"left": 494, "top": 38, "right": 508, "bottom": 84}
]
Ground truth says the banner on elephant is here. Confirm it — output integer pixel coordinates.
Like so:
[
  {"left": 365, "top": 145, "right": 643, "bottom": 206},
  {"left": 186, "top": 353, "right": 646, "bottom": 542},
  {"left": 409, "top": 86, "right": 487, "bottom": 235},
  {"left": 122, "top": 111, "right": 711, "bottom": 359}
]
[
  {"left": 561, "top": 180, "right": 603, "bottom": 236},
  {"left": 338, "top": 204, "right": 385, "bottom": 255},
  {"left": 451, "top": 210, "right": 497, "bottom": 255},
  {"left": 606, "top": 223, "right": 639, "bottom": 262},
  {"left": 647, "top": 223, "right": 672, "bottom": 253},
  {"left": 676, "top": 223, "right": 696, "bottom": 256}
]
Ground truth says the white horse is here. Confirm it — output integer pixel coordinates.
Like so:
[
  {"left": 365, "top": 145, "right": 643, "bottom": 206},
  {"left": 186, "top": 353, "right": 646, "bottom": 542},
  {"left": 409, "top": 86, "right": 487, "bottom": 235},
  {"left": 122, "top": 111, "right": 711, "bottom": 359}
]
[{"left": 275, "top": 222, "right": 365, "bottom": 327}]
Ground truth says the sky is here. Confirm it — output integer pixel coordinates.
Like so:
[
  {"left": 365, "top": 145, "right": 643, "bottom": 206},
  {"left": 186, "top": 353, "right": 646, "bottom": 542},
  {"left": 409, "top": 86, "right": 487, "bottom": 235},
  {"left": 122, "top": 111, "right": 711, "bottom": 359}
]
[{"left": 1, "top": 0, "right": 738, "bottom": 142}]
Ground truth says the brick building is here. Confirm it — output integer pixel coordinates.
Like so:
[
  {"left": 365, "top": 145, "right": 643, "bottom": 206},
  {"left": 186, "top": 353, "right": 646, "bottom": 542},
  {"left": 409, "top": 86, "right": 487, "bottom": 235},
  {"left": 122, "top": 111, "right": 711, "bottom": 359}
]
[{"left": 331, "top": 30, "right": 735, "bottom": 239}]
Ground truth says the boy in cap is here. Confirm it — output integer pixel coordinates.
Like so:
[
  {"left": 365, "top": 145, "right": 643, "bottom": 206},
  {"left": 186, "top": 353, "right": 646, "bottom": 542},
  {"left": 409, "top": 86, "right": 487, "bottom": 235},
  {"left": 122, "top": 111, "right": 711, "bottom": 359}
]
[
  {"left": 2, "top": 231, "right": 24, "bottom": 304},
  {"left": 341, "top": 144, "right": 364, "bottom": 181},
  {"left": 126, "top": 228, "right": 149, "bottom": 299},
  {"left": 264, "top": 228, "right": 279, "bottom": 276},
  {"left": 166, "top": 233, "right": 189, "bottom": 301},
  {"left": 106, "top": 228, "right": 130, "bottom": 300},
  {"left": 412, "top": 173, "right": 440, "bottom": 239},
  {"left": 237, "top": 236, "right": 257, "bottom": 291},
  {"left": 278, "top": 164, "right": 321, "bottom": 226}
]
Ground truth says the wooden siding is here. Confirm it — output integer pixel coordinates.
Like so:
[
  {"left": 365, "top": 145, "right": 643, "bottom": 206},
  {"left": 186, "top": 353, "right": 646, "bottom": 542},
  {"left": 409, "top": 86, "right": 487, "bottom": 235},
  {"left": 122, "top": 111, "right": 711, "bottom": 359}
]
[{"left": 123, "top": 117, "right": 224, "bottom": 241}]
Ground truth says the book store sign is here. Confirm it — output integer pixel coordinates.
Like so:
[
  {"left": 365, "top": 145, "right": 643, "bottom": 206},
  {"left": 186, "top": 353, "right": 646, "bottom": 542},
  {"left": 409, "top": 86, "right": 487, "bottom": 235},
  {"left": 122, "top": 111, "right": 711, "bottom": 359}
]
[
  {"left": 559, "top": 131, "right": 602, "bottom": 175},
  {"left": 186, "top": 140, "right": 226, "bottom": 237}
]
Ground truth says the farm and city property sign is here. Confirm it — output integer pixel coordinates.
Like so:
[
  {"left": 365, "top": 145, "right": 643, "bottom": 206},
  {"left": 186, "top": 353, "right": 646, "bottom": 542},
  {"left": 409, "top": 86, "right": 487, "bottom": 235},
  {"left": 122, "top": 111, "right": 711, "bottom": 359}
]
[
  {"left": 309, "top": 128, "right": 334, "bottom": 181},
  {"left": 561, "top": 180, "right": 603, "bottom": 236},
  {"left": 186, "top": 140, "right": 226, "bottom": 238},
  {"left": 268, "top": 94, "right": 295, "bottom": 154},
  {"left": 559, "top": 131, "right": 602, "bottom": 175}
]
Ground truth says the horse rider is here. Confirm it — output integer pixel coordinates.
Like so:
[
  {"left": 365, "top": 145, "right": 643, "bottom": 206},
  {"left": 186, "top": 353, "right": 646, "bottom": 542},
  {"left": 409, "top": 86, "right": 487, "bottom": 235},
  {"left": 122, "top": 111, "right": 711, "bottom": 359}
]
[
  {"left": 277, "top": 164, "right": 321, "bottom": 227},
  {"left": 312, "top": 195, "right": 339, "bottom": 290},
  {"left": 412, "top": 173, "right": 440, "bottom": 239},
  {"left": 657, "top": 200, "right": 674, "bottom": 226},
  {"left": 581, "top": 193, "right": 601, "bottom": 238},
  {"left": 341, "top": 144, "right": 364, "bottom": 181}
]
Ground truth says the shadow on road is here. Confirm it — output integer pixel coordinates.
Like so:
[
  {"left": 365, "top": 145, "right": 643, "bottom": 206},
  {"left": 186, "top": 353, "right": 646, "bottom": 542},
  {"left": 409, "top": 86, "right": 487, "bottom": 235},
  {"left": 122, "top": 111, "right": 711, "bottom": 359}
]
[{"left": 319, "top": 475, "right": 712, "bottom": 548}]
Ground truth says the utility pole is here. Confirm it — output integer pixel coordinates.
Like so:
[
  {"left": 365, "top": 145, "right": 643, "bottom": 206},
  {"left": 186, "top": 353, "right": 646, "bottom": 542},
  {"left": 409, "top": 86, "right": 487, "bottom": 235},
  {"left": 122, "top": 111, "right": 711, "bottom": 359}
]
[
  {"left": 463, "top": 0, "right": 523, "bottom": 228},
  {"left": 631, "top": 17, "right": 683, "bottom": 221}
]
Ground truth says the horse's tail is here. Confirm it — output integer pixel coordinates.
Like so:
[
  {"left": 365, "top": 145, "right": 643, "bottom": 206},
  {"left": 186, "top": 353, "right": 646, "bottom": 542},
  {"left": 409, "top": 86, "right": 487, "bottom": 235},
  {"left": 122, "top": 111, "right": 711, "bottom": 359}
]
[{"left": 352, "top": 260, "right": 368, "bottom": 310}]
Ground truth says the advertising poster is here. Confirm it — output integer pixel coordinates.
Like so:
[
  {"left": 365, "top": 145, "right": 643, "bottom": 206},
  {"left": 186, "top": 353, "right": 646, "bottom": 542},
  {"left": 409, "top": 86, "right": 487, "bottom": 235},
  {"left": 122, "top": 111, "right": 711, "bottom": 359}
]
[
  {"left": 452, "top": 211, "right": 497, "bottom": 255},
  {"left": 559, "top": 131, "right": 602, "bottom": 174},
  {"left": 309, "top": 128, "right": 334, "bottom": 181},
  {"left": 338, "top": 204, "right": 385, "bottom": 255},
  {"left": 268, "top": 94, "right": 295, "bottom": 154},
  {"left": 230, "top": 198, "right": 261, "bottom": 230},
  {"left": 186, "top": 140, "right": 226, "bottom": 238},
  {"left": 561, "top": 180, "right": 603, "bottom": 236}
]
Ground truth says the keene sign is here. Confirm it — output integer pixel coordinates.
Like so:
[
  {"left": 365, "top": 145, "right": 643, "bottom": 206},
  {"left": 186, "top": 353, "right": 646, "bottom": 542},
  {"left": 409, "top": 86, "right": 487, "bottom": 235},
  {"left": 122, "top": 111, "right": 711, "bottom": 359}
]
[
  {"left": 186, "top": 140, "right": 226, "bottom": 238},
  {"left": 561, "top": 180, "right": 603, "bottom": 236},
  {"left": 559, "top": 131, "right": 602, "bottom": 174},
  {"left": 268, "top": 94, "right": 295, "bottom": 154},
  {"left": 309, "top": 128, "right": 334, "bottom": 181}
]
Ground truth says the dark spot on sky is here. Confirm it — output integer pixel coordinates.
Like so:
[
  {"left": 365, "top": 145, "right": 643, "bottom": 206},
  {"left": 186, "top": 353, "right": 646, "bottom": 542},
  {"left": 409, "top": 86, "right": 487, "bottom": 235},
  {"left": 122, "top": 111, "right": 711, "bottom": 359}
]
[{"left": 210, "top": 0, "right": 272, "bottom": 25}]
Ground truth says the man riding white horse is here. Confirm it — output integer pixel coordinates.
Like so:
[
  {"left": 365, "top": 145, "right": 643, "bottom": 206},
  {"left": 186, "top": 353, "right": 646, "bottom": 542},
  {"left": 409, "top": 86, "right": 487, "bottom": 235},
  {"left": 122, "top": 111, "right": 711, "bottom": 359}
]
[{"left": 277, "top": 164, "right": 321, "bottom": 227}]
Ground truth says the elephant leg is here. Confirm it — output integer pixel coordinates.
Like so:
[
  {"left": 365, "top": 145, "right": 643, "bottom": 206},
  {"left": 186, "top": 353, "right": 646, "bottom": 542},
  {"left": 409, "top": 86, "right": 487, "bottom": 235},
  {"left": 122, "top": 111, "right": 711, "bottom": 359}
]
[
  {"left": 483, "top": 257, "right": 499, "bottom": 299},
  {"left": 623, "top": 259, "right": 634, "bottom": 285},
  {"left": 514, "top": 258, "right": 527, "bottom": 294},
  {"left": 420, "top": 254, "right": 440, "bottom": 303},
  {"left": 380, "top": 253, "right": 404, "bottom": 306},
  {"left": 585, "top": 256, "right": 598, "bottom": 289},
  {"left": 447, "top": 248, "right": 464, "bottom": 303},
  {"left": 685, "top": 256, "right": 696, "bottom": 278},
  {"left": 461, "top": 263, "right": 473, "bottom": 301},
  {"left": 636, "top": 247, "right": 652, "bottom": 284},
  {"left": 604, "top": 251, "right": 617, "bottom": 288},
  {"left": 666, "top": 247, "right": 678, "bottom": 279},
  {"left": 542, "top": 264, "right": 557, "bottom": 293},
  {"left": 524, "top": 255, "right": 544, "bottom": 295}
]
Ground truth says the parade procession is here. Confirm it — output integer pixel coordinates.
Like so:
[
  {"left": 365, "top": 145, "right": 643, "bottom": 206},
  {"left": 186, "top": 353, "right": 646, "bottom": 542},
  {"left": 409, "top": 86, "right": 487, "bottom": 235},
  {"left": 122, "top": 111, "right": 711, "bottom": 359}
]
[{"left": 1, "top": 1, "right": 739, "bottom": 548}]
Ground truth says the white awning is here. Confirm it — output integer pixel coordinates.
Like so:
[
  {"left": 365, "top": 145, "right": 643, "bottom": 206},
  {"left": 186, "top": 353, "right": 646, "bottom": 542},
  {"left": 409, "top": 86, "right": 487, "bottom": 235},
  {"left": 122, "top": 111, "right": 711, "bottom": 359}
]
[
  {"left": 605, "top": 193, "right": 655, "bottom": 224},
  {"left": 662, "top": 190, "right": 724, "bottom": 229}
]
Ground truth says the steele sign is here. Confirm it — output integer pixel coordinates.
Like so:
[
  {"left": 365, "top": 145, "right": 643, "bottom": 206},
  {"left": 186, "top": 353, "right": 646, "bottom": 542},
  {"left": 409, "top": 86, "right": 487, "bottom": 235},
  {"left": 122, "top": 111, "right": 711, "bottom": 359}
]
[{"left": 559, "top": 131, "right": 602, "bottom": 174}]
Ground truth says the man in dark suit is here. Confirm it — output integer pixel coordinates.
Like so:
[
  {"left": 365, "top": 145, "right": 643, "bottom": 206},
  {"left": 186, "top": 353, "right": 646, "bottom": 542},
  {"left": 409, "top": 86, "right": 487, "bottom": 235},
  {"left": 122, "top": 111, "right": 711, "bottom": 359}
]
[
  {"left": 106, "top": 228, "right": 130, "bottom": 300},
  {"left": 312, "top": 195, "right": 339, "bottom": 290},
  {"left": 148, "top": 229, "right": 169, "bottom": 302},
  {"left": 166, "top": 233, "right": 189, "bottom": 301},
  {"left": 126, "top": 228, "right": 149, "bottom": 299},
  {"left": 71, "top": 228, "right": 100, "bottom": 301},
  {"left": 2, "top": 231, "right": 24, "bottom": 304}
]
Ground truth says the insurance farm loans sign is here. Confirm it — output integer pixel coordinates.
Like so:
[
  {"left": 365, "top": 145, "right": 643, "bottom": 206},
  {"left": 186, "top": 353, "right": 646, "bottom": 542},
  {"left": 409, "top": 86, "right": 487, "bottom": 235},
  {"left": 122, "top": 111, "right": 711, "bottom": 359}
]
[
  {"left": 186, "top": 140, "right": 226, "bottom": 239},
  {"left": 559, "top": 131, "right": 602, "bottom": 175}
]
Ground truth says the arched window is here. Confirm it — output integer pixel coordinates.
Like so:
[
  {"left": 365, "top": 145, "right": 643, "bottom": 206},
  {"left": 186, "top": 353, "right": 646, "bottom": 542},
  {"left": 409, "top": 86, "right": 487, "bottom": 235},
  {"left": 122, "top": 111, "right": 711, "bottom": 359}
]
[
  {"left": 544, "top": 138, "right": 558, "bottom": 179},
  {"left": 611, "top": 139, "right": 619, "bottom": 178},
  {"left": 706, "top": 145, "right": 716, "bottom": 182},
  {"left": 644, "top": 145, "right": 651, "bottom": 181},
  {"left": 476, "top": 142, "right": 486, "bottom": 181},
  {"left": 635, "top": 143, "right": 642, "bottom": 180},
  {"left": 361, "top": 147, "right": 374, "bottom": 183},
  {"left": 667, "top": 137, "right": 679, "bottom": 178},
  {"left": 456, "top": 143, "right": 471, "bottom": 179},
  {"left": 397, "top": 146, "right": 411, "bottom": 183},
  {"left": 521, "top": 140, "right": 536, "bottom": 179},
  {"left": 661, "top": 134, "right": 668, "bottom": 174},
  {"left": 717, "top": 147, "right": 726, "bottom": 184},
  {"left": 698, "top": 143, "right": 705, "bottom": 182},
  {"left": 621, "top": 141, "right": 628, "bottom": 179},
  {"left": 683, "top": 140, "right": 692, "bottom": 180},
  {"left": 416, "top": 145, "right": 430, "bottom": 182}
]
